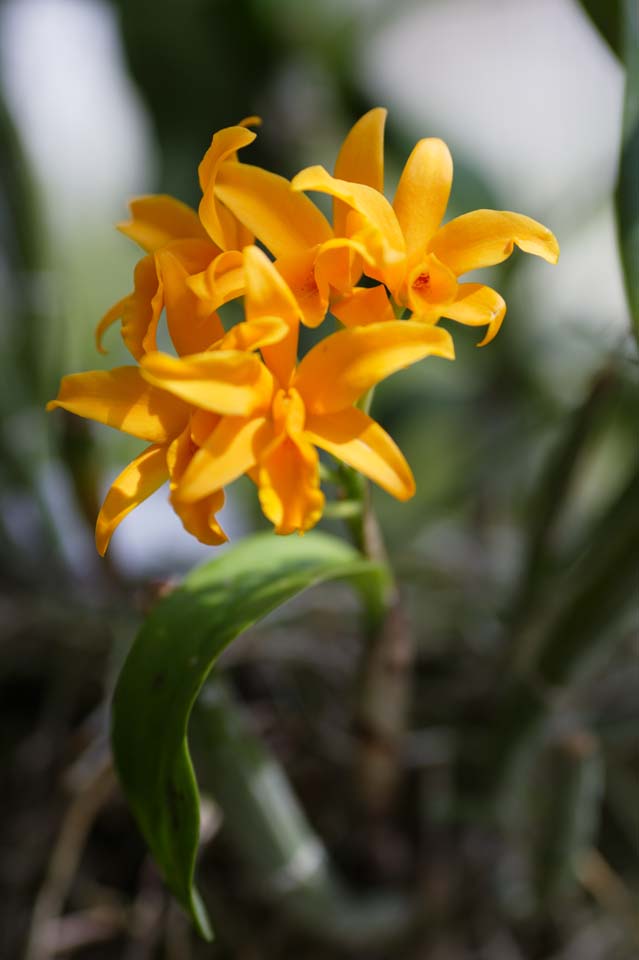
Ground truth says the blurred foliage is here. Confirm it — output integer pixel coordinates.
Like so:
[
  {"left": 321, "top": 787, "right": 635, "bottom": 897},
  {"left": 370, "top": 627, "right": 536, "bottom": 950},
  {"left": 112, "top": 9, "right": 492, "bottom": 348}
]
[{"left": 1, "top": 1, "right": 637, "bottom": 958}]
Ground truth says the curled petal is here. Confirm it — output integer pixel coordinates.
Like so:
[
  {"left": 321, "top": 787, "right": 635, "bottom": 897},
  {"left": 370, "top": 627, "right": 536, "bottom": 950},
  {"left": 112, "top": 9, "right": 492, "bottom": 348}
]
[
  {"left": 217, "top": 317, "right": 289, "bottom": 353},
  {"left": 333, "top": 107, "right": 387, "bottom": 236},
  {"left": 428, "top": 209, "right": 560, "bottom": 276},
  {"left": 47, "top": 367, "right": 190, "bottom": 442},
  {"left": 179, "top": 416, "right": 272, "bottom": 502},
  {"left": 292, "top": 166, "right": 405, "bottom": 273},
  {"left": 198, "top": 124, "right": 257, "bottom": 249},
  {"left": 198, "top": 125, "right": 257, "bottom": 192},
  {"left": 393, "top": 138, "right": 453, "bottom": 259},
  {"left": 314, "top": 236, "right": 367, "bottom": 298},
  {"left": 95, "top": 443, "right": 168, "bottom": 556},
  {"left": 439, "top": 283, "right": 507, "bottom": 346},
  {"left": 331, "top": 285, "right": 395, "bottom": 328},
  {"left": 140, "top": 350, "right": 274, "bottom": 417},
  {"left": 306, "top": 407, "right": 415, "bottom": 501},
  {"left": 166, "top": 427, "right": 227, "bottom": 545},
  {"left": 171, "top": 490, "right": 228, "bottom": 546},
  {"left": 117, "top": 195, "right": 208, "bottom": 252},
  {"left": 95, "top": 255, "right": 163, "bottom": 360},
  {"left": 187, "top": 249, "right": 245, "bottom": 309},
  {"left": 95, "top": 296, "right": 129, "bottom": 355},
  {"left": 155, "top": 245, "right": 225, "bottom": 355},
  {"left": 258, "top": 432, "right": 324, "bottom": 535},
  {"left": 215, "top": 163, "right": 333, "bottom": 260},
  {"left": 294, "top": 321, "right": 455, "bottom": 415}
]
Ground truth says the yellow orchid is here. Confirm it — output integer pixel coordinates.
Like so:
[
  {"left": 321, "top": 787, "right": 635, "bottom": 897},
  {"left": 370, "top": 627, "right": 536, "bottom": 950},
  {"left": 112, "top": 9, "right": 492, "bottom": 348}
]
[
  {"left": 204, "top": 109, "right": 558, "bottom": 345},
  {"left": 46, "top": 366, "right": 226, "bottom": 554},
  {"left": 190, "top": 117, "right": 390, "bottom": 330},
  {"left": 96, "top": 121, "right": 260, "bottom": 360},
  {"left": 47, "top": 108, "right": 559, "bottom": 555},
  {"left": 140, "top": 247, "right": 455, "bottom": 536},
  {"left": 292, "top": 108, "right": 559, "bottom": 345},
  {"left": 47, "top": 261, "right": 289, "bottom": 553}
]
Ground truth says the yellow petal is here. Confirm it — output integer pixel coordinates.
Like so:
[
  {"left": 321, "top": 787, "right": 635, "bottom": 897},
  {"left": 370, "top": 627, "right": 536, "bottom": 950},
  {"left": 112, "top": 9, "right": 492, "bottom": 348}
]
[
  {"left": 428, "top": 209, "right": 560, "bottom": 276},
  {"left": 190, "top": 409, "right": 221, "bottom": 448},
  {"left": 294, "top": 321, "right": 455, "bottom": 414},
  {"left": 95, "top": 295, "right": 129, "bottom": 355},
  {"left": 393, "top": 138, "right": 453, "bottom": 260},
  {"left": 258, "top": 432, "right": 324, "bottom": 535},
  {"left": 117, "top": 195, "right": 209, "bottom": 252},
  {"left": 314, "top": 236, "right": 368, "bottom": 297},
  {"left": 331, "top": 285, "right": 395, "bottom": 328},
  {"left": 140, "top": 350, "right": 274, "bottom": 417},
  {"left": 243, "top": 245, "right": 300, "bottom": 323},
  {"left": 47, "top": 366, "right": 190, "bottom": 442},
  {"left": 243, "top": 245, "right": 301, "bottom": 384},
  {"left": 215, "top": 162, "right": 333, "bottom": 260},
  {"left": 99, "top": 244, "right": 218, "bottom": 359},
  {"left": 96, "top": 255, "right": 164, "bottom": 360},
  {"left": 166, "top": 428, "right": 228, "bottom": 545},
  {"left": 155, "top": 246, "right": 225, "bottom": 355},
  {"left": 292, "top": 166, "right": 405, "bottom": 269},
  {"left": 217, "top": 317, "right": 289, "bottom": 353},
  {"left": 171, "top": 490, "right": 228, "bottom": 546},
  {"left": 179, "top": 415, "right": 272, "bottom": 502},
  {"left": 333, "top": 107, "right": 387, "bottom": 236},
  {"left": 275, "top": 247, "right": 327, "bottom": 329},
  {"left": 306, "top": 407, "right": 415, "bottom": 501},
  {"left": 198, "top": 125, "right": 257, "bottom": 249},
  {"left": 198, "top": 125, "right": 257, "bottom": 191},
  {"left": 262, "top": 323, "right": 299, "bottom": 387},
  {"left": 187, "top": 249, "right": 245, "bottom": 309},
  {"left": 95, "top": 443, "right": 168, "bottom": 555},
  {"left": 439, "top": 283, "right": 507, "bottom": 346}
]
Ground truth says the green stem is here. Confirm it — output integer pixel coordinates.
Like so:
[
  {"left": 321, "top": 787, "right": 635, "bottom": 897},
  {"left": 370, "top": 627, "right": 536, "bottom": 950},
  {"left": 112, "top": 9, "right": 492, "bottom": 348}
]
[{"left": 191, "top": 677, "right": 414, "bottom": 949}]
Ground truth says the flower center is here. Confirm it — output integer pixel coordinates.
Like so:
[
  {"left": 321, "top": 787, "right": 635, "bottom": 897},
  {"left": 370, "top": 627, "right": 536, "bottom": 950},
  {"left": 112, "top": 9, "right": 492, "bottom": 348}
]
[
  {"left": 271, "top": 387, "right": 306, "bottom": 435},
  {"left": 412, "top": 272, "right": 431, "bottom": 291}
]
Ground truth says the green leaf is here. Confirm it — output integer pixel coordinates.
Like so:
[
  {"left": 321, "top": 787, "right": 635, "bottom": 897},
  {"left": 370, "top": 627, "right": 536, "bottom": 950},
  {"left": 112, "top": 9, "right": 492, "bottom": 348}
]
[
  {"left": 579, "top": 0, "right": 621, "bottom": 57},
  {"left": 110, "top": 531, "right": 387, "bottom": 939},
  {"left": 616, "top": 0, "right": 639, "bottom": 340}
]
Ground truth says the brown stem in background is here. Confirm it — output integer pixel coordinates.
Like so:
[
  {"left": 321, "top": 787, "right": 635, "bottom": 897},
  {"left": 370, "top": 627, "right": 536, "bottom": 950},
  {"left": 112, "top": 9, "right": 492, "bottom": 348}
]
[
  {"left": 24, "top": 758, "right": 115, "bottom": 960},
  {"left": 349, "top": 479, "right": 414, "bottom": 820}
]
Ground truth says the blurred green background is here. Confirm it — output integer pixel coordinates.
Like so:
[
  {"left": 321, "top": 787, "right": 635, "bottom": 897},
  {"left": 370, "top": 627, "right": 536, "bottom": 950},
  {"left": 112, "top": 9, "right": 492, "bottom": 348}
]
[{"left": 1, "top": 1, "right": 637, "bottom": 958}]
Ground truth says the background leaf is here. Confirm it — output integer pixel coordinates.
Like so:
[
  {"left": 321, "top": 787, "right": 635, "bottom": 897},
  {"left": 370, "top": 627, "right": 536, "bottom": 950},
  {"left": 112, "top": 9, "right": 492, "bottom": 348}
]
[
  {"left": 110, "top": 531, "right": 386, "bottom": 939},
  {"left": 579, "top": 0, "right": 621, "bottom": 57},
  {"left": 616, "top": 0, "right": 639, "bottom": 340}
]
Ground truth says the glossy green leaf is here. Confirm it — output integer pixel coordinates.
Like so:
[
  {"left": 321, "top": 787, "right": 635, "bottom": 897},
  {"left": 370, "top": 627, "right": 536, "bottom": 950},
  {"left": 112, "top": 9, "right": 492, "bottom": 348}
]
[{"left": 110, "top": 530, "right": 387, "bottom": 939}]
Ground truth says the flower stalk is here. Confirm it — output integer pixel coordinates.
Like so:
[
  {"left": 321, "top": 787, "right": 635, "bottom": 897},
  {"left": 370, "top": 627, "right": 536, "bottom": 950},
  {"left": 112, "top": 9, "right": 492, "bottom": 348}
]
[{"left": 339, "top": 462, "right": 414, "bottom": 820}]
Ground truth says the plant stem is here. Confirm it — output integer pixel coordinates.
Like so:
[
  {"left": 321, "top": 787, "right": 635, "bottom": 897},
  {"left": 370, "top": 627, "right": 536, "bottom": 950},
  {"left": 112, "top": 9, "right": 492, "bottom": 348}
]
[{"left": 339, "top": 462, "right": 414, "bottom": 818}]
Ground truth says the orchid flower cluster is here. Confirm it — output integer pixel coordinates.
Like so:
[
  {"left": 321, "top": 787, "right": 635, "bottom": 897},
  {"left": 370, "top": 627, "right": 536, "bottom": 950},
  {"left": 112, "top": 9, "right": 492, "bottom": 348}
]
[{"left": 48, "top": 109, "right": 558, "bottom": 554}]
